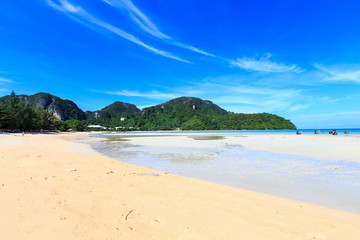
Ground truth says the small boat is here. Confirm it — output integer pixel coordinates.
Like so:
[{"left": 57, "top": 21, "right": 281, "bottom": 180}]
[
  {"left": 329, "top": 130, "right": 333, "bottom": 134},
  {"left": 296, "top": 130, "right": 302, "bottom": 135},
  {"left": 332, "top": 130, "right": 338, "bottom": 135},
  {"left": 344, "top": 131, "right": 350, "bottom": 134},
  {"left": 314, "top": 130, "right": 320, "bottom": 134}
]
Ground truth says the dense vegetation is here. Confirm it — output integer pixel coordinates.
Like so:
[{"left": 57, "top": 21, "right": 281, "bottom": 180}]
[
  {"left": 0, "top": 91, "right": 86, "bottom": 131},
  {"left": 134, "top": 97, "right": 228, "bottom": 130},
  {"left": 0, "top": 92, "right": 296, "bottom": 131},
  {"left": 0, "top": 92, "right": 85, "bottom": 121},
  {"left": 85, "top": 101, "right": 140, "bottom": 129},
  {"left": 133, "top": 97, "right": 295, "bottom": 130}
]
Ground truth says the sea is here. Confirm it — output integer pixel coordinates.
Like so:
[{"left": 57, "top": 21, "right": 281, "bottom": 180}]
[{"left": 76, "top": 129, "right": 360, "bottom": 214}]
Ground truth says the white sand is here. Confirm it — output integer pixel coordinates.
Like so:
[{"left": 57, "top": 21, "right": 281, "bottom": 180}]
[{"left": 1, "top": 133, "right": 360, "bottom": 239}]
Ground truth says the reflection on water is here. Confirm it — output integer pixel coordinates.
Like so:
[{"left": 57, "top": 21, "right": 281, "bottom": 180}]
[
  {"left": 85, "top": 134, "right": 360, "bottom": 214},
  {"left": 91, "top": 140, "right": 140, "bottom": 159},
  {"left": 152, "top": 151, "right": 221, "bottom": 164}
]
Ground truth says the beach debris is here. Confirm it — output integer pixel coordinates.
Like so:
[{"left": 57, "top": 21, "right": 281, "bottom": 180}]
[
  {"left": 125, "top": 210, "right": 134, "bottom": 220},
  {"left": 67, "top": 168, "right": 77, "bottom": 172},
  {"left": 106, "top": 170, "right": 114, "bottom": 174},
  {"left": 29, "top": 177, "right": 32, "bottom": 180}
]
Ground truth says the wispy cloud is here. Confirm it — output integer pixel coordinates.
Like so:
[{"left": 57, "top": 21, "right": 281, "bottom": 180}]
[
  {"left": 314, "top": 63, "right": 360, "bottom": 83},
  {"left": 92, "top": 89, "right": 179, "bottom": 100},
  {"left": 0, "top": 76, "right": 14, "bottom": 83},
  {"left": 294, "top": 111, "right": 360, "bottom": 128},
  {"left": 300, "top": 111, "right": 360, "bottom": 119},
  {"left": 230, "top": 53, "right": 303, "bottom": 73},
  {"left": 207, "top": 84, "right": 306, "bottom": 113},
  {"left": 288, "top": 104, "right": 311, "bottom": 112},
  {"left": 173, "top": 42, "right": 215, "bottom": 57},
  {"left": 103, "top": 0, "right": 215, "bottom": 57},
  {"left": 46, "top": 0, "right": 191, "bottom": 63},
  {"left": 0, "top": 88, "right": 10, "bottom": 92},
  {"left": 188, "top": 77, "right": 312, "bottom": 113},
  {"left": 103, "top": 0, "right": 170, "bottom": 39},
  {"left": 92, "top": 76, "right": 311, "bottom": 114}
]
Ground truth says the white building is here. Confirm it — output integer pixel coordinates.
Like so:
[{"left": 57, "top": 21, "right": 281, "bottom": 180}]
[{"left": 88, "top": 125, "right": 107, "bottom": 130}]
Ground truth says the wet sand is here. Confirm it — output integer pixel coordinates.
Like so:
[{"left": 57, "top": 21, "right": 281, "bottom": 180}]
[
  {"left": 1, "top": 133, "right": 360, "bottom": 239},
  {"left": 88, "top": 133, "right": 360, "bottom": 214}
]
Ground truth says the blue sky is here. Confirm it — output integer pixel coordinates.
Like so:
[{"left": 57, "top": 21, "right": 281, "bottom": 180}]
[{"left": 1, "top": 0, "right": 360, "bottom": 128}]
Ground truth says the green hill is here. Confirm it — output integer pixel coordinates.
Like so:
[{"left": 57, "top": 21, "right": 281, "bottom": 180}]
[
  {"left": 0, "top": 92, "right": 85, "bottom": 121},
  {"left": 135, "top": 97, "right": 228, "bottom": 130},
  {"left": 85, "top": 101, "right": 141, "bottom": 127},
  {"left": 219, "top": 113, "right": 296, "bottom": 130},
  {"left": 134, "top": 96, "right": 295, "bottom": 130}
]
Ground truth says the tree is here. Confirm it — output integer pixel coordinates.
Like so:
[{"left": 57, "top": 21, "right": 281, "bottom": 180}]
[
  {"left": 65, "top": 120, "right": 85, "bottom": 131},
  {"left": 0, "top": 103, "right": 7, "bottom": 128},
  {"left": 15, "top": 102, "right": 38, "bottom": 131},
  {"left": 35, "top": 106, "right": 56, "bottom": 130},
  {"left": 6, "top": 91, "right": 20, "bottom": 129},
  {"left": 53, "top": 120, "right": 67, "bottom": 131}
]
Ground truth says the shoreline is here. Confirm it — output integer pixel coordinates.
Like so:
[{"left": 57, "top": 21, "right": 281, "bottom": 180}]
[
  {"left": 86, "top": 132, "right": 360, "bottom": 214},
  {"left": 1, "top": 132, "right": 360, "bottom": 239}
]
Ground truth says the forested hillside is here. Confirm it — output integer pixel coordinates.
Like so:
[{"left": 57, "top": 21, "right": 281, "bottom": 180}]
[
  {"left": 132, "top": 97, "right": 295, "bottom": 130},
  {"left": 0, "top": 92, "right": 296, "bottom": 131},
  {"left": 135, "top": 97, "right": 228, "bottom": 130},
  {"left": 85, "top": 101, "right": 140, "bottom": 128},
  {"left": 0, "top": 92, "right": 85, "bottom": 121}
]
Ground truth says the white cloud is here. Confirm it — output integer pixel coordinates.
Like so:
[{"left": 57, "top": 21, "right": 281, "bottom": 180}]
[
  {"left": 104, "top": 0, "right": 170, "bottom": 40},
  {"left": 0, "top": 77, "right": 14, "bottom": 83},
  {"left": 93, "top": 89, "right": 179, "bottom": 100},
  {"left": 173, "top": 42, "right": 215, "bottom": 57},
  {"left": 230, "top": 53, "right": 303, "bottom": 73},
  {"left": 314, "top": 63, "right": 360, "bottom": 83},
  {"left": 182, "top": 79, "right": 310, "bottom": 113},
  {"left": 103, "top": 0, "right": 215, "bottom": 57},
  {"left": 60, "top": 0, "right": 81, "bottom": 13},
  {"left": 288, "top": 104, "right": 311, "bottom": 112},
  {"left": 92, "top": 77, "right": 310, "bottom": 114},
  {"left": 46, "top": 0, "right": 191, "bottom": 63}
]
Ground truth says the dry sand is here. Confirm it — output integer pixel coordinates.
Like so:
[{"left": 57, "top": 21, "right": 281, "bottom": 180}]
[
  {"left": 226, "top": 134, "right": 360, "bottom": 162},
  {"left": 1, "top": 133, "right": 360, "bottom": 239}
]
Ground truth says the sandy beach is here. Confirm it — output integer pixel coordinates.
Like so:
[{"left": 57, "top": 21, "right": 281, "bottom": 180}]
[{"left": 1, "top": 133, "right": 360, "bottom": 239}]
